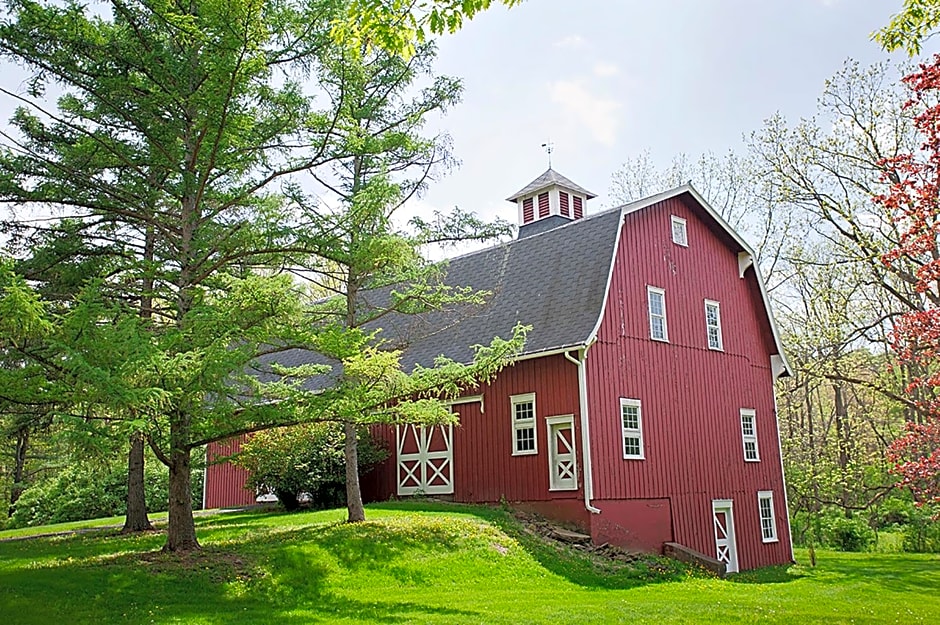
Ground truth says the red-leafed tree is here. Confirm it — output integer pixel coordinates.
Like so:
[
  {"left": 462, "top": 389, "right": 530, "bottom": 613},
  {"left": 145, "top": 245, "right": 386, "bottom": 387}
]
[{"left": 876, "top": 55, "right": 940, "bottom": 505}]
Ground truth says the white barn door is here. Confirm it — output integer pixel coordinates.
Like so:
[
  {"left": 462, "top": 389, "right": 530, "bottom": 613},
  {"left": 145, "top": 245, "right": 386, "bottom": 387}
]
[
  {"left": 546, "top": 415, "right": 577, "bottom": 491},
  {"left": 396, "top": 424, "right": 454, "bottom": 496},
  {"left": 712, "top": 499, "right": 739, "bottom": 573}
]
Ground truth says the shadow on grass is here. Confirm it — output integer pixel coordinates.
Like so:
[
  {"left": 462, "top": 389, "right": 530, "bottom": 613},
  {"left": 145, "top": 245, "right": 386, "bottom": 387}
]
[
  {"left": 726, "top": 564, "right": 803, "bottom": 584},
  {"left": 0, "top": 522, "right": 480, "bottom": 624},
  {"left": 794, "top": 550, "right": 940, "bottom": 594}
]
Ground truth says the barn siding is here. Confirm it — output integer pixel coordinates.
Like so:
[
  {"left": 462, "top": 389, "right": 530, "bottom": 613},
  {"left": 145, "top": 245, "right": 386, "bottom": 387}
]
[
  {"left": 366, "top": 354, "right": 585, "bottom": 513},
  {"left": 585, "top": 196, "right": 792, "bottom": 569},
  {"left": 204, "top": 436, "right": 256, "bottom": 509}
]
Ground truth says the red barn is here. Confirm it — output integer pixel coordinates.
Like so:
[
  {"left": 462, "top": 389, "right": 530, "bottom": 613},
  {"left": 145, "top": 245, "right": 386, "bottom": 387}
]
[{"left": 205, "top": 170, "right": 793, "bottom": 572}]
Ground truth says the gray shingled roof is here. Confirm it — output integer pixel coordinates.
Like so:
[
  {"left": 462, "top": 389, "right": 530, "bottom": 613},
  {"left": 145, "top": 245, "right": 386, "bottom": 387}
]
[
  {"left": 506, "top": 168, "right": 598, "bottom": 202},
  {"left": 258, "top": 207, "right": 622, "bottom": 390}
]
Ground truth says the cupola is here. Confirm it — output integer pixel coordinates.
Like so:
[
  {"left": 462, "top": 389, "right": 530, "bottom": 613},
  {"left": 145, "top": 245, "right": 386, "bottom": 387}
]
[{"left": 506, "top": 168, "right": 597, "bottom": 238}]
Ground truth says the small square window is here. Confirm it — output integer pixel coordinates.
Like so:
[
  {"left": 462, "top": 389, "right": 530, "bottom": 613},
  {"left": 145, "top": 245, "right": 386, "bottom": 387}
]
[
  {"left": 621, "top": 398, "right": 644, "bottom": 460},
  {"left": 511, "top": 393, "right": 537, "bottom": 456},
  {"left": 671, "top": 215, "right": 688, "bottom": 246},
  {"left": 648, "top": 286, "right": 668, "bottom": 342},
  {"left": 758, "top": 491, "right": 778, "bottom": 542},
  {"left": 741, "top": 409, "right": 760, "bottom": 462}
]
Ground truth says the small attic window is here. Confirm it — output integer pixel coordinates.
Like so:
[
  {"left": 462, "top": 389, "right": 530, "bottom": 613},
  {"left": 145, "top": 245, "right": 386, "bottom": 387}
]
[
  {"left": 671, "top": 215, "right": 688, "bottom": 246},
  {"left": 573, "top": 196, "right": 583, "bottom": 219},
  {"left": 560, "top": 192, "right": 570, "bottom": 217}
]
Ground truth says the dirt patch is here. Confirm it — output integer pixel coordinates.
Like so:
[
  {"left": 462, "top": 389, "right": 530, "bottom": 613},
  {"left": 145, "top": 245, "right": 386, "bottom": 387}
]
[{"left": 511, "top": 509, "right": 645, "bottom": 564}]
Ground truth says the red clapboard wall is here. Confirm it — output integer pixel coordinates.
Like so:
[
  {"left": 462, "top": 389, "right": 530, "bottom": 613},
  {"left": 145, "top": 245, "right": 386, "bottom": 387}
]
[
  {"left": 584, "top": 195, "right": 792, "bottom": 570},
  {"left": 203, "top": 435, "right": 257, "bottom": 509}
]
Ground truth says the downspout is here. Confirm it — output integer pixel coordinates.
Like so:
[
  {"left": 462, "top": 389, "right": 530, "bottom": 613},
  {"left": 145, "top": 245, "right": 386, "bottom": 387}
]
[
  {"left": 566, "top": 347, "right": 601, "bottom": 514},
  {"left": 771, "top": 363, "right": 796, "bottom": 563}
]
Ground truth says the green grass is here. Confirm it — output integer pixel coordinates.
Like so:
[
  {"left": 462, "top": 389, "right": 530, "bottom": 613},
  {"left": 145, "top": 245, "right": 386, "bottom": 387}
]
[
  {"left": 0, "top": 512, "right": 169, "bottom": 540},
  {"left": 1, "top": 502, "right": 938, "bottom": 624}
]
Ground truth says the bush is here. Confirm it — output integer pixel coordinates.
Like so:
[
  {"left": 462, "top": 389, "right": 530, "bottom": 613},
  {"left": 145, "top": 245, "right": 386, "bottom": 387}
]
[
  {"left": 821, "top": 512, "right": 876, "bottom": 552},
  {"left": 901, "top": 504, "right": 940, "bottom": 553},
  {"left": 8, "top": 456, "right": 200, "bottom": 528},
  {"left": 234, "top": 423, "right": 387, "bottom": 511}
]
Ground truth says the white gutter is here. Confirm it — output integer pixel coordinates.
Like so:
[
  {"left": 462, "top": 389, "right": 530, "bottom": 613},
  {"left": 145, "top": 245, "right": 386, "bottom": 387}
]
[
  {"left": 566, "top": 347, "right": 600, "bottom": 514},
  {"left": 771, "top": 366, "right": 796, "bottom": 562}
]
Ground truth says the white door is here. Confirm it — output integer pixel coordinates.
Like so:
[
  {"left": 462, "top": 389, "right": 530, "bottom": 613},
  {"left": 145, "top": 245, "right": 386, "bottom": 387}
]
[
  {"left": 712, "top": 499, "right": 739, "bottom": 573},
  {"left": 546, "top": 415, "right": 577, "bottom": 491},
  {"left": 396, "top": 424, "right": 454, "bottom": 496}
]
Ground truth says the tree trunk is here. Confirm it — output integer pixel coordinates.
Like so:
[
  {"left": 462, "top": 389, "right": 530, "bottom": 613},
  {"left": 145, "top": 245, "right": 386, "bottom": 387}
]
[
  {"left": 165, "top": 416, "right": 199, "bottom": 551},
  {"left": 9, "top": 425, "right": 28, "bottom": 516},
  {"left": 344, "top": 420, "right": 365, "bottom": 523},
  {"left": 122, "top": 432, "right": 153, "bottom": 533}
]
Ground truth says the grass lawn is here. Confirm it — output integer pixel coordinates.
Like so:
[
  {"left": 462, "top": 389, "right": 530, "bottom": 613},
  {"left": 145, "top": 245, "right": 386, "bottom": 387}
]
[{"left": 1, "top": 502, "right": 938, "bottom": 624}]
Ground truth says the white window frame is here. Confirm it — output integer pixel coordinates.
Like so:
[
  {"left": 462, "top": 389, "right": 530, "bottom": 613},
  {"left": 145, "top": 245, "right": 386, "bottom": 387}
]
[
  {"left": 620, "top": 398, "right": 645, "bottom": 460},
  {"left": 757, "top": 490, "right": 779, "bottom": 543},
  {"left": 705, "top": 299, "right": 723, "bottom": 351},
  {"left": 511, "top": 393, "right": 537, "bottom": 456},
  {"left": 741, "top": 408, "right": 760, "bottom": 462},
  {"left": 647, "top": 286, "right": 668, "bottom": 342},
  {"left": 671, "top": 215, "right": 688, "bottom": 246}
]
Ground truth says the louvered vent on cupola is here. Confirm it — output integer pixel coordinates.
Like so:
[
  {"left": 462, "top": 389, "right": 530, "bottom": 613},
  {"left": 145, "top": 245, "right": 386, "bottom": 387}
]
[{"left": 506, "top": 168, "right": 597, "bottom": 239}]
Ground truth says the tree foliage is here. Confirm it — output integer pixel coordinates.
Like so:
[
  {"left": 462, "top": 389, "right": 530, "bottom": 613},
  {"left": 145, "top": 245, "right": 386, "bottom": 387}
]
[
  {"left": 877, "top": 0, "right": 940, "bottom": 55},
  {"left": 874, "top": 55, "right": 940, "bottom": 505}
]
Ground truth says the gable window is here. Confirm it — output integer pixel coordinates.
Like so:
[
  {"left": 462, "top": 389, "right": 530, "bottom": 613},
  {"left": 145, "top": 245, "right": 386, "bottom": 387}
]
[
  {"left": 757, "top": 491, "right": 778, "bottom": 542},
  {"left": 705, "top": 299, "right": 723, "bottom": 350},
  {"left": 671, "top": 215, "right": 688, "bottom": 246},
  {"left": 741, "top": 409, "right": 760, "bottom": 462},
  {"left": 511, "top": 393, "right": 537, "bottom": 455},
  {"left": 620, "top": 398, "right": 645, "bottom": 459},
  {"left": 647, "top": 286, "right": 668, "bottom": 341}
]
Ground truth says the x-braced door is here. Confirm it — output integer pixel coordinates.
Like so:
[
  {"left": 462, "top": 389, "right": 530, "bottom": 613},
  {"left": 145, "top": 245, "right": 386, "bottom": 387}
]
[
  {"left": 547, "top": 415, "right": 577, "bottom": 491},
  {"left": 712, "top": 499, "right": 739, "bottom": 573},
  {"left": 396, "top": 424, "right": 454, "bottom": 496}
]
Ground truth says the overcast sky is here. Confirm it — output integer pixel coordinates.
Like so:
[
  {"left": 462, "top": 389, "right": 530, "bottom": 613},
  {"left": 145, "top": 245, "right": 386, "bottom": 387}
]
[{"left": 409, "top": 0, "right": 936, "bottom": 227}]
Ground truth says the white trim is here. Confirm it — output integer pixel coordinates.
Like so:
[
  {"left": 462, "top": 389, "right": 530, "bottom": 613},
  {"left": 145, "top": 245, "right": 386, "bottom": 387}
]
[
  {"left": 448, "top": 394, "right": 484, "bottom": 412},
  {"left": 620, "top": 397, "right": 645, "bottom": 460},
  {"left": 758, "top": 490, "right": 779, "bottom": 543},
  {"left": 712, "top": 499, "right": 739, "bottom": 573},
  {"left": 671, "top": 215, "right": 688, "bottom": 246},
  {"left": 586, "top": 212, "right": 625, "bottom": 345},
  {"left": 647, "top": 286, "right": 668, "bottom": 342},
  {"left": 737, "top": 251, "right": 753, "bottom": 279},
  {"left": 510, "top": 392, "right": 538, "bottom": 456},
  {"left": 546, "top": 414, "right": 578, "bottom": 491},
  {"left": 704, "top": 299, "right": 723, "bottom": 351},
  {"left": 565, "top": 349, "right": 600, "bottom": 514},
  {"left": 740, "top": 408, "right": 760, "bottom": 462},
  {"left": 202, "top": 446, "right": 208, "bottom": 510},
  {"left": 771, "top": 376, "right": 796, "bottom": 561}
]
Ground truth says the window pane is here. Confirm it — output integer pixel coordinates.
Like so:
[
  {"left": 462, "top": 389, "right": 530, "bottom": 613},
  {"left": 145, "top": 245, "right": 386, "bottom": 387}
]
[
  {"left": 649, "top": 293, "right": 663, "bottom": 315},
  {"left": 624, "top": 436, "right": 640, "bottom": 457}
]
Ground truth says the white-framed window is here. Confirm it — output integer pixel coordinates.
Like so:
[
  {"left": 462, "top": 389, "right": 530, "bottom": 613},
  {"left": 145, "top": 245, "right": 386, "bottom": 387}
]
[
  {"left": 511, "top": 393, "right": 537, "bottom": 455},
  {"left": 620, "top": 398, "right": 645, "bottom": 459},
  {"left": 647, "top": 286, "right": 668, "bottom": 342},
  {"left": 757, "top": 491, "right": 778, "bottom": 542},
  {"left": 705, "top": 299, "right": 723, "bottom": 350},
  {"left": 671, "top": 215, "right": 688, "bottom": 246},
  {"left": 741, "top": 409, "right": 760, "bottom": 462}
]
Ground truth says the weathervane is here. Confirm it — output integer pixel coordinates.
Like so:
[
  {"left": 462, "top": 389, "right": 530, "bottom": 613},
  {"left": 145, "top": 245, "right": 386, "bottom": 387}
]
[{"left": 541, "top": 140, "right": 554, "bottom": 168}]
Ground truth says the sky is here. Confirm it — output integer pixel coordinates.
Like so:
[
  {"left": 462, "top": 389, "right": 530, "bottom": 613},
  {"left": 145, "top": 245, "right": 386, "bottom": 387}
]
[
  {"left": 0, "top": 1, "right": 935, "bottom": 241},
  {"left": 407, "top": 0, "right": 937, "bottom": 228}
]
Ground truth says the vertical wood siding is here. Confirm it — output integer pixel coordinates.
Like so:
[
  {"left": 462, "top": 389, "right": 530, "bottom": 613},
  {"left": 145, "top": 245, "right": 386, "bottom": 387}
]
[
  {"left": 204, "top": 436, "right": 256, "bottom": 509},
  {"left": 365, "top": 354, "right": 583, "bottom": 506},
  {"left": 585, "top": 196, "right": 792, "bottom": 570}
]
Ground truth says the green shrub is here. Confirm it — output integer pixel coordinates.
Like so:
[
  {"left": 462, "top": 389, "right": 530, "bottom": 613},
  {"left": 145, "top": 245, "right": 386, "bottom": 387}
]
[
  {"left": 7, "top": 457, "right": 200, "bottom": 528},
  {"left": 901, "top": 504, "right": 940, "bottom": 553},
  {"left": 234, "top": 423, "right": 387, "bottom": 511},
  {"left": 821, "top": 512, "right": 876, "bottom": 552}
]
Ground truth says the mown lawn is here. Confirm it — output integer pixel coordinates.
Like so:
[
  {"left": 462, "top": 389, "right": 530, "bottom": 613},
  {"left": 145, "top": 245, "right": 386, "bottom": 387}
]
[{"left": 1, "top": 502, "right": 938, "bottom": 624}]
